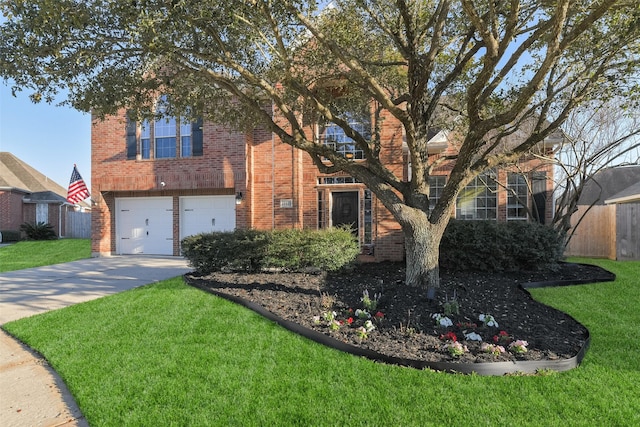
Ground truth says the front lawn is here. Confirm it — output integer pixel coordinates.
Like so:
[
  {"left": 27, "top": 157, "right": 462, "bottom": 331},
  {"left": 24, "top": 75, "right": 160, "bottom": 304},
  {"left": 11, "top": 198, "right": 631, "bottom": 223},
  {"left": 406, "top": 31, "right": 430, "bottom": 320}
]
[
  {"left": 0, "top": 239, "right": 91, "bottom": 272},
  {"left": 3, "top": 259, "right": 639, "bottom": 426}
]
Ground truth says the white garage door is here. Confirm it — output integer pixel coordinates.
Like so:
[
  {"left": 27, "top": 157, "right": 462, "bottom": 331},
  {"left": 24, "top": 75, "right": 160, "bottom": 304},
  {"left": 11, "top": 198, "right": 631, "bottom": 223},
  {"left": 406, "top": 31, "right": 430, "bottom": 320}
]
[
  {"left": 180, "top": 195, "right": 236, "bottom": 240},
  {"left": 116, "top": 197, "right": 174, "bottom": 255}
]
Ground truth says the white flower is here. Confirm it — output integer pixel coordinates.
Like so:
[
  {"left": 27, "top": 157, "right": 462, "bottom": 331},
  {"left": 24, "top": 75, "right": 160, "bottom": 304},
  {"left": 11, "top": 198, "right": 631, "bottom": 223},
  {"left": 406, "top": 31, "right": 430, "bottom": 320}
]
[
  {"left": 364, "top": 320, "right": 376, "bottom": 332},
  {"left": 464, "top": 332, "right": 483, "bottom": 341},
  {"left": 479, "top": 314, "right": 498, "bottom": 328},
  {"left": 431, "top": 313, "right": 453, "bottom": 327}
]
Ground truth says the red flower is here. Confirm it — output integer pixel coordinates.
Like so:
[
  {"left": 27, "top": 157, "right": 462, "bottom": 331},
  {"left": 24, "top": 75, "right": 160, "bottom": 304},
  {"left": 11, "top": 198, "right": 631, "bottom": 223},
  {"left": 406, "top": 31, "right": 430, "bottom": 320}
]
[
  {"left": 440, "top": 332, "right": 457, "bottom": 342},
  {"left": 346, "top": 317, "right": 354, "bottom": 325},
  {"left": 493, "top": 331, "right": 511, "bottom": 344},
  {"left": 374, "top": 311, "right": 384, "bottom": 318}
]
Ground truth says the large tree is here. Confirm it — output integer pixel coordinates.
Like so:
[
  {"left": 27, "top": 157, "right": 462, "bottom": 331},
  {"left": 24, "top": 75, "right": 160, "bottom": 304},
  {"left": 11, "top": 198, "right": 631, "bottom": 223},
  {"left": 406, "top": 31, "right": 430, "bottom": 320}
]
[{"left": 2, "top": 0, "right": 639, "bottom": 294}]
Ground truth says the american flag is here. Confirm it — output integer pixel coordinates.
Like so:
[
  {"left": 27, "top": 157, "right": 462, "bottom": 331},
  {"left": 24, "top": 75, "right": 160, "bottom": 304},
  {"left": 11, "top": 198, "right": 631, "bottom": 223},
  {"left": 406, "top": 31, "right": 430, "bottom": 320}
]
[{"left": 67, "top": 165, "right": 90, "bottom": 204}]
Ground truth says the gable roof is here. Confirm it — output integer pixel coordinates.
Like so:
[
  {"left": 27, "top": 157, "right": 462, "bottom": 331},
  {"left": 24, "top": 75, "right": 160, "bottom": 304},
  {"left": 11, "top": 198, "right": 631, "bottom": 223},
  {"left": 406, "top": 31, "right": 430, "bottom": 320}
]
[
  {"left": 605, "top": 181, "right": 640, "bottom": 204},
  {"left": 0, "top": 152, "right": 68, "bottom": 198},
  {"left": 578, "top": 164, "right": 640, "bottom": 206}
]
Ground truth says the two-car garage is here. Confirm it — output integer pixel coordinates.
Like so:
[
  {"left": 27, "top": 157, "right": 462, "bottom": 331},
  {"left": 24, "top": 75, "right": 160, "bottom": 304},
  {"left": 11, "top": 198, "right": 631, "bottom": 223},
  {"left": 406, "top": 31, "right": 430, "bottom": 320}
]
[{"left": 115, "top": 195, "right": 236, "bottom": 255}]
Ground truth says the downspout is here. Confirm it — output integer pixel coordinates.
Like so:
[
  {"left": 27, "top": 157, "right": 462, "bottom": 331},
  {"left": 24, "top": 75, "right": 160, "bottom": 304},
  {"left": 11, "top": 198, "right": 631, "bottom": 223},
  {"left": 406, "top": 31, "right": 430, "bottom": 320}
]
[
  {"left": 272, "top": 103, "right": 276, "bottom": 230},
  {"left": 58, "top": 202, "right": 73, "bottom": 238},
  {"left": 59, "top": 203, "right": 64, "bottom": 238}
]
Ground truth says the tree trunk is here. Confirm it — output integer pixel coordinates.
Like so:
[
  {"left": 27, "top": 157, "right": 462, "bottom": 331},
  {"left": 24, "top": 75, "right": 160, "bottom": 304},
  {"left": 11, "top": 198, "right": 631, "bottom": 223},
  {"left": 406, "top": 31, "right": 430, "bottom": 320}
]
[{"left": 402, "top": 216, "right": 447, "bottom": 300}]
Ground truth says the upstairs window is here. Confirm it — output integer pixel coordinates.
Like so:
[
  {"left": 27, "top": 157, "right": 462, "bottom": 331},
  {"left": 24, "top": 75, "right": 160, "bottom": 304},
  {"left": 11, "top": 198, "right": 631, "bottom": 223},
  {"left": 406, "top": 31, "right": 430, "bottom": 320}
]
[
  {"left": 125, "top": 97, "right": 203, "bottom": 160},
  {"left": 318, "top": 108, "right": 370, "bottom": 160},
  {"left": 154, "top": 102, "right": 177, "bottom": 159}
]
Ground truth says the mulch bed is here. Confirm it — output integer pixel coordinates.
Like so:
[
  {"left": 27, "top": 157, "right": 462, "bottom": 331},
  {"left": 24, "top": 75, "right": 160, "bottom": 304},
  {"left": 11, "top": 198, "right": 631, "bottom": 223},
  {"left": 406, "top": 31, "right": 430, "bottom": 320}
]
[{"left": 184, "top": 262, "right": 613, "bottom": 367}]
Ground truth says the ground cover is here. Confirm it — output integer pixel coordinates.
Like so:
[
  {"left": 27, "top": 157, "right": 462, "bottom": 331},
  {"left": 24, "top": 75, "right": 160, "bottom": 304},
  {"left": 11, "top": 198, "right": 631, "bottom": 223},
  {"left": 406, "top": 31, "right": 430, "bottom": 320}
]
[
  {"left": 0, "top": 239, "right": 90, "bottom": 272},
  {"left": 3, "top": 259, "right": 639, "bottom": 426}
]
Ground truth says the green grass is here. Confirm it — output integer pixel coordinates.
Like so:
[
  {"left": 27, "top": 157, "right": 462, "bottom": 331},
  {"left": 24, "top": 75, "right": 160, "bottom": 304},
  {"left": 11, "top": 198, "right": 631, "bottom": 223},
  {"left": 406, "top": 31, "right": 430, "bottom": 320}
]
[
  {"left": 0, "top": 239, "right": 91, "bottom": 272},
  {"left": 3, "top": 259, "right": 640, "bottom": 426}
]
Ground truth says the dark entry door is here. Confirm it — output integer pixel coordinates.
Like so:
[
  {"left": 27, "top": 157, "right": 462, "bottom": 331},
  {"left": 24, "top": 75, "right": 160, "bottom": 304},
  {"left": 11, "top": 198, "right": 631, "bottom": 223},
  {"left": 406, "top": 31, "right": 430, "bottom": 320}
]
[
  {"left": 531, "top": 173, "right": 547, "bottom": 224},
  {"left": 332, "top": 191, "right": 359, "bottom": 234}
]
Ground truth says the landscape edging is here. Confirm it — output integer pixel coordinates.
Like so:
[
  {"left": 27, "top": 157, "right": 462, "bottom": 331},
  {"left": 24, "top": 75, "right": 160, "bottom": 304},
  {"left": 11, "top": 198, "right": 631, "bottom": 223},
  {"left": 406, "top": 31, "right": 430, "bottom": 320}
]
[{"left": 185, "top": 262, "right": 615, "bottom": 376}]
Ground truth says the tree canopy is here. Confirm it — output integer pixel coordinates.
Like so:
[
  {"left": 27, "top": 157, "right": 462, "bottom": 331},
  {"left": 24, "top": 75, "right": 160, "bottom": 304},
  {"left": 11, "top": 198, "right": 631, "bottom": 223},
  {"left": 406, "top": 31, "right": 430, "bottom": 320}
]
[{"left": 2, "top": 0, "right": 639, "bottom": 290}]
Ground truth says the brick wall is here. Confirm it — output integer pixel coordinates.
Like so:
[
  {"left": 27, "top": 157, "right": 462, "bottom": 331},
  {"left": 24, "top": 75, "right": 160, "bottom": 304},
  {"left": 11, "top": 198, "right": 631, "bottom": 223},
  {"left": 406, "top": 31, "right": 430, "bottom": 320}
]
[{"left": 0, "top": 190, "right": 25, "bottom": 231}]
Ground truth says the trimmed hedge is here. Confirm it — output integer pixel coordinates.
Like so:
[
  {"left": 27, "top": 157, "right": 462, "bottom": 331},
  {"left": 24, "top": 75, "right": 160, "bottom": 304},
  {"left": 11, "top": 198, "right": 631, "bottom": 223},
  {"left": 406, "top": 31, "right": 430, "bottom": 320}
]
[
  {"left": 181, "top": 227, "right": 359, "bottom": 275},
  {"left": 439, "top": 220, "right": 563, "bottom": 272}
]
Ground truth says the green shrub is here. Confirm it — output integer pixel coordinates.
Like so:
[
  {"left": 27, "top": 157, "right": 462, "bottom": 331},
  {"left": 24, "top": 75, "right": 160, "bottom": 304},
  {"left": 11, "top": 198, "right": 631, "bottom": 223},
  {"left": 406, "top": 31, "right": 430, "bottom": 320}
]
[
  {"left": 439, "top": 220, "right": 563, "bottom": 272},
  {"left": 0, "top": 230, "right": 21, "bottom": 242},
  {"left": 181, "top": 227, "right": 359, "bottom": 275},
  {"left": 20, "top": 222, "right": 57, "bottom": 240},
  {"left": 181, "top": 229, "right": 270, "bottom": 274},
  {"left": 264, "top": 227, "right": 360, "bottom": 272}
]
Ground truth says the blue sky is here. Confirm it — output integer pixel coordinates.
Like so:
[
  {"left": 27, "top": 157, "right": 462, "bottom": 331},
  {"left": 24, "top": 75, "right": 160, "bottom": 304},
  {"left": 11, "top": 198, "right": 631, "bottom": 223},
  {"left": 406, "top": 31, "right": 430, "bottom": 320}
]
[{"left": 0, "top": 83, "right": 92, "bottom": 190}]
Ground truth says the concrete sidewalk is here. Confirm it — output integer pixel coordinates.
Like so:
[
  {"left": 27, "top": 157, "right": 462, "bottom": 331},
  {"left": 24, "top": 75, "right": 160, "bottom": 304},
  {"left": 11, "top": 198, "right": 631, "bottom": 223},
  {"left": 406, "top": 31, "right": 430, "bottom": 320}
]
[{"left": 0, "top": 256, "right": 192, "bottom": 427}]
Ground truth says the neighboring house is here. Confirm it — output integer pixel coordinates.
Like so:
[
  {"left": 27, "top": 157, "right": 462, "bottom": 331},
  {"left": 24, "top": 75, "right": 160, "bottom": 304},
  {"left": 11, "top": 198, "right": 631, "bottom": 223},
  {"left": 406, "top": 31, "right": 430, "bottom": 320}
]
[
  {"left": 0, "top": 152, "right": 89, "bottom": 239},
  {"left": 565, "top": 164, "right": 640, "bottom": 260},
  {"left": 91, "top": 103, "right": 557, "bottom": 260}
]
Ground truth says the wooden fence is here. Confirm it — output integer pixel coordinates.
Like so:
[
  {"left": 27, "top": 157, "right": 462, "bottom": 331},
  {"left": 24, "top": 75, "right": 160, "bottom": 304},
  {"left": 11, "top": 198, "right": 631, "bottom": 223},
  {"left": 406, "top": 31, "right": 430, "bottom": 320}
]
[
  {"left": 564, "top": 205, "right": 616, "bottom": 259},
  {"left": 66, "top": 211, "right": 91, "bottom": 239}
]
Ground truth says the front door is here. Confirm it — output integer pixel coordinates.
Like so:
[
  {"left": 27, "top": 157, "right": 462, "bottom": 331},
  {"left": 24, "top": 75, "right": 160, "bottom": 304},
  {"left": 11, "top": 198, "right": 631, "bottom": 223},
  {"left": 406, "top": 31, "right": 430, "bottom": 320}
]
[{"left": 332, "top": 191, "right": 359, "bottom": 234}]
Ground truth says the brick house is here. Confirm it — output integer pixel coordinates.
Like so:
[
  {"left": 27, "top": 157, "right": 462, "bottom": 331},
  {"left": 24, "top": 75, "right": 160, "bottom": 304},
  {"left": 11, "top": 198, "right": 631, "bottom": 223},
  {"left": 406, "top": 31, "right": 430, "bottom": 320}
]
[
  {"left": 90, "top": 104, "right": 557, "bottom": 260},
  {"left": 0, "top": 152, "right": 85, "bottom": 239}
]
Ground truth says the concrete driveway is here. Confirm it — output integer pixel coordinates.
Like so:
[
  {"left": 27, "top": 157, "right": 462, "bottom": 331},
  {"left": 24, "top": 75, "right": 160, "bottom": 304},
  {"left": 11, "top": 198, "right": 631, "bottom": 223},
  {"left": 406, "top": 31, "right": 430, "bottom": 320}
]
[{"left": 0, "top": 255, "right": 192, "bottom": 427}]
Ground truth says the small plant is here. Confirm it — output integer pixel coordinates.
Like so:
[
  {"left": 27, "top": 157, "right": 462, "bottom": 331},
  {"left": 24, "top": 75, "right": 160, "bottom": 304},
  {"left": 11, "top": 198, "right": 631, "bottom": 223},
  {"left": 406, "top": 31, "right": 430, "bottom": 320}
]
[
  {"left": 493, "top": 330, "right": 512, "bottom": 345},
  {"left": 432, "top": 313, "right": 453, "bottom": 327},
  {"left": 320, "top": 292, "right": 335, "bottom": 309},
  {"left": 329, "top": 319, "right": 342, "bottom": 331},
  {"left": 322, "top": 311, "right": 337, "bottom": 322},
  {"left": 479, "top": 314, "right": 499, "bottom": 328},
  {"left": 373, "top": 311, "right": 384, "bottom": 323},
  {"left": 355, "top": 309, "right": 370, "bottom": 319},
  {"left": 456, "top": 321, "right": 477, "bottom": 329},
  {"left": 481, "top": 343, "right": 506, "bottom": 356},
  {"left": 361, "top": 289, "right": 381, "bottom": 311},
  {"left": 356, "top": 320, "right": 376, "bottom": 339},
  {"left": 509, "top": 340, "right": 529, "bottom": 354},
  {"left": 442, "top": 291, "right": 459, "bottom": 316},
  {"left": 443, "top": 341, "right": 468, "bottom": 357},
  {"left": 439, "top": 331, "right": 458, "bottom": 342},
  {"left": 464, "top": 332, "right": 483, "bottom": 341},
  {"left": 20, "top": 222, "right": 57, "bottom": 240}
]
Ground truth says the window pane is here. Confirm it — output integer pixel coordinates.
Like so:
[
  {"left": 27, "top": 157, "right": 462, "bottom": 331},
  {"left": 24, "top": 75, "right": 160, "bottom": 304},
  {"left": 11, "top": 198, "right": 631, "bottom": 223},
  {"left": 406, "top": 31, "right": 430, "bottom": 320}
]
[
  {"left": 181, "top": 136, "right": 192, "bottom": 158},
  {"left": 456, "top": 170, "right": 497, "bottom": 220},
  {"left": 429, "top": 175, "right": 446, "bottom": 211},
  {"left": 155, "top": 137, "right": 176, "bottom": 158},
  {"left": 180, "top": 121, "right": 192, "bottom": 157},
  {"left": 141, "top": 120, "right": 151, "bottom": 159},
  {"left": 318, "top": 109, "right": 370, "bottom": 160},
  {"left": 507, "top": 173, "right": 528, "bottom": 220}
]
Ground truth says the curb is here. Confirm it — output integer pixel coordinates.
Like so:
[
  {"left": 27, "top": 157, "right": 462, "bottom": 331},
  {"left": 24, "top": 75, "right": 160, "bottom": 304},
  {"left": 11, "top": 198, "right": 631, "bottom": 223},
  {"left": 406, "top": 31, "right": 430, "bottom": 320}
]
[{"left": 186, "top": 263, "right": 616, "bottom": 376}]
